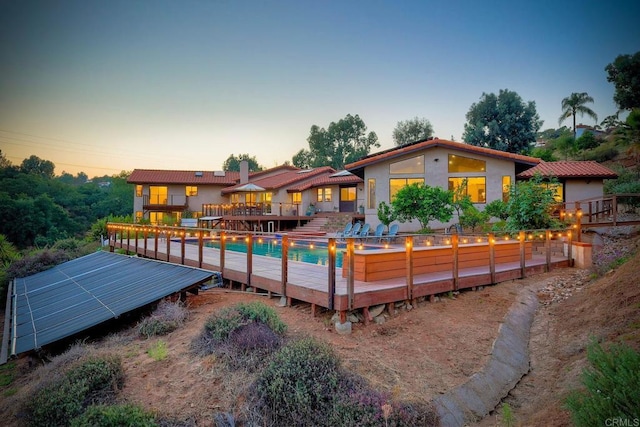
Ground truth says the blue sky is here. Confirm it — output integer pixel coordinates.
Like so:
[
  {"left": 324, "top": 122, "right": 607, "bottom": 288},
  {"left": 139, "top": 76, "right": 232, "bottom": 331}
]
[{"left": 1, "top": 0, "right": 639, "bottom": 177}]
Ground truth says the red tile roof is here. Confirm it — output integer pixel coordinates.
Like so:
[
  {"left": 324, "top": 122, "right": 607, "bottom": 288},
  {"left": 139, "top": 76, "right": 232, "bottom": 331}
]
[
  {"left": 220, "top": 166, "right": 361, "bottom": 194},
  {"left": 345, "top": 138, "right": 541, "bottom": 172},
  {"left": 517, "top": 161, "right": 618, "bottom": 179},
  {"left": 287, "top": 171, "right": 362, "bottom": 192},
  {"left": 127, "top": 169, "right": 240, "bottom": 185}
]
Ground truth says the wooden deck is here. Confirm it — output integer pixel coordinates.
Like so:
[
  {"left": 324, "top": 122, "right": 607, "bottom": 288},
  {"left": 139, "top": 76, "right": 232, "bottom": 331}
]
[{"left": 109, "top": 224, "right": 572, "bottom": 321}]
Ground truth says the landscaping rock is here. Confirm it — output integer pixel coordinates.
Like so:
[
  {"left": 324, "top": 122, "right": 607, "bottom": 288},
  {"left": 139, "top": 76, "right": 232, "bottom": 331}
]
[
  {"left": 368, "top": 304, "right": 385, "bottom": 318},
  {"left": 335, "top": 321, "right": 352, "bottom": 335}
]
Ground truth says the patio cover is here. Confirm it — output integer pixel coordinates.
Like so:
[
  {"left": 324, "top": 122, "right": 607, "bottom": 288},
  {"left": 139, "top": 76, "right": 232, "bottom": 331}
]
[{"left": 2, "top": 251, "right": 214, "bottom": 361}]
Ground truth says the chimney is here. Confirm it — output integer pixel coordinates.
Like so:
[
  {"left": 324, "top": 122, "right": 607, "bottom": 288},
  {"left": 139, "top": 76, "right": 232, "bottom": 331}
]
[{"left": 240, "top": 160, "right": 249, "bottom": 184}]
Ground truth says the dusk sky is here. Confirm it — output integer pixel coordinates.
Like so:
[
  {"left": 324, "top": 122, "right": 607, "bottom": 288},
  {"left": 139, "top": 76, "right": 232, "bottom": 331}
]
[{"left": 1, "top": 0, "right": 639, "bottom": 177}]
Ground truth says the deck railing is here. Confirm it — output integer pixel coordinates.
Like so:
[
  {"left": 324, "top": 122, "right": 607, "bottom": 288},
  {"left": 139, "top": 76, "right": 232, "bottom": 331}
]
[{"left": 106, "top": 222, "right": 575, "bottom": 319}]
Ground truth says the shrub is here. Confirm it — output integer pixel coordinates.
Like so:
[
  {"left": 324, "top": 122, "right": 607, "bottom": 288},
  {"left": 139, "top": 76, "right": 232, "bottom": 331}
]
[
  {"left": 565, "top": 341, "right": 640, "bottom": 426},
  {"left": 484, "top": 200, "right": 509, "bottom": 221},
  {"left": 191, "top": 301, "right": 286, "bottom": 370},
  {"left": 251, "top": 338, "right": 439, "bottom": 426},
  {"left": 138, "top": 300, "right": 188, "bottom": 338},
  {"left": 27, "top": 354, "right": 124, "bottom": 426},
  {"left": 584, "top": 145, "right": 618, "bottom": 162},
  {"left": 70, "top": 404, "right": 157, "bottom": 427},
  {"left": 252, "top": 337, "right": 342, "bottom": 426},
  {"left": 7, "top": 248, "right": 71, "bottom": 279},
  {"left": 147, "top": 340, "right": 168, "bottom": 361}
]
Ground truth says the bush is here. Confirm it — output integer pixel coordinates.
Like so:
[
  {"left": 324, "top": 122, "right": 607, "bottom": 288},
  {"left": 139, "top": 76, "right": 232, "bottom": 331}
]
[
  {"left": 70, "top": 404, "right": 157, "bottom": 427},
  {"left": 138, "top": 300, "right": 189, "bottom": 338},
  {"left": 251, "top": 338, "right": 439, "bottom": 426},
  {"left": 191, "top": 301, "right": 286, "bottom": 369},
  {"left": 252, "top": 337, "right": 342, "bottom": 426},
  {"left": 584, "top": 145, "right": 618, "bottom": 162},
  {"left": 565, "top": 341, "right": 640, "bottom": 426},
  {"left": 7, "top": 248, "right": 71, "bottom": 279},
  {"left": 27, "top": 354, "right": 124, "bottom": 426}
]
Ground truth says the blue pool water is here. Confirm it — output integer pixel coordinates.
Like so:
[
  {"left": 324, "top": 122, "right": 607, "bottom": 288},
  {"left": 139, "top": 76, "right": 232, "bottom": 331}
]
[{"left": 203, "top": 238, "right": 346, "bottom": 267}]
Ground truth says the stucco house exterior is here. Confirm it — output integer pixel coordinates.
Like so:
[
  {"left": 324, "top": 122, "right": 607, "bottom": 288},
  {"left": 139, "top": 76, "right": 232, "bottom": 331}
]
[
  {"left": 516, "top": 160, "right": 618, "bottom": 205},
  {"left": 345, "top": 138, "right": 617, "bottom": 232},
  {"left": 127, "top": 162, "right": 362, "bottom": 225}
]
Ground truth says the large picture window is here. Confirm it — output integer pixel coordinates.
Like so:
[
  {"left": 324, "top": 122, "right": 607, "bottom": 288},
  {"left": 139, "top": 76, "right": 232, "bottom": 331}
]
[
  {"left": 340, "top": 187, "right": 356, "bottom": 201},
  {"left": 448, "top": 177, "right": 486, "bottom": 203},
  {"left": 367, "top": 178, "right": 376, "bottom": 209},
  {"left": 390, "top": 178, "right": 424, "bottom": 200},
  {"left": 149, "top": 186, "right": 168, "bottom": 205},
  {"left": 448, "top": 154, "right": 486, "bottom": 173},
  {"left": 390, "top": 155, "right": 424, "bottom": 174},
  {"left": 502, "top": 176, "right": 511, "bottom": 202}
]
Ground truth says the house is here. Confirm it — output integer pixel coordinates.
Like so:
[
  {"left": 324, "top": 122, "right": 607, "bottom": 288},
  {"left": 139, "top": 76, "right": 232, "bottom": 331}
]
[
  {"left": 516, "top": 160, "right": 618, "bottom": 204},
  {"left": 127, "top": 162, "right": 362, "bottom": 227},
  {"left": 575, "top": 124, "right": 607, "bottom": 140},
  {"left": 345, "top": 138, "right": 542, "bottom": 232},
  {"left": 345, "top": 138, "right": 619, "bottom": 232}
]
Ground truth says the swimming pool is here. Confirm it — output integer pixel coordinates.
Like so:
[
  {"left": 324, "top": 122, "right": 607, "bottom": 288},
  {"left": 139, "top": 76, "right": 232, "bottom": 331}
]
[{"left": 203, "top": 238, "right": 348, "bottom": 267}]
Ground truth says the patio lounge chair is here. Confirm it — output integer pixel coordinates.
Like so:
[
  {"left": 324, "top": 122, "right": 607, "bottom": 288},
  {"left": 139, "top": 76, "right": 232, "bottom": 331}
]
[
  {"left": 344, "top": 222, "right": 361, "bottom": 239},
  {"left": 357, "top": 223, "right": 371, "bottom": 240},
  {"left": 372, "top": 224, "right": 384, "bottom": 242},
  {"left": 382, "top": 224, "right": 399, "bottom": 243},
  {"left": 337, "top": 222, "right": 353, "bottom": 238}
]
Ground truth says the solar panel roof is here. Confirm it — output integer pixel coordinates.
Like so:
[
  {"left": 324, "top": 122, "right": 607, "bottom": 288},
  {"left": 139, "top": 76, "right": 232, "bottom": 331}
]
[{"left": 7, "top": 251, "right": 214, "bottom": 357}]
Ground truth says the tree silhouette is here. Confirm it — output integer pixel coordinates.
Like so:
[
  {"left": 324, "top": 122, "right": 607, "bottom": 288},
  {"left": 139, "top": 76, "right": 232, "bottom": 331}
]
[{"left": 558, "top": 92, "right": 598, "bottom": 138}]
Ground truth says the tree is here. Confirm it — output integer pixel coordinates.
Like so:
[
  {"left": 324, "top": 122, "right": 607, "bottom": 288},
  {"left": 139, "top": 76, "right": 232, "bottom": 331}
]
[
  {"left": 463, "top": 89, "right": 541, "bottom": 154},
  {"left": 391, "top": 183, "right": 453, "bottom": 231},
  {"left": 605, "top": 51, "right": 640, "bottom": 111},
  {"left": 600, "top": 113, "right": 622, "bottom": 130},
  {"left": 505, "top": 174, "right": 562, "bottom": 231},
  {"left": 20, "top": 155, "right": 55, "bottom": 178},
  {"left": 376, "top": 201, "right": 395, "bottom": 232},
  {"left": 222, "top": 154, "right": 263, "bottom": 172},
  {"left": 558, "top": 92, "right": 598, "bottom": 138},
  {"left": 0, "top": 150, "right": 12, "bottom": 169},
  {"left": 392, "top": 117, "right": 434, "bottom": 146},
  {"left": 292, "top": 114, "right": 379, "bottom": 169}
]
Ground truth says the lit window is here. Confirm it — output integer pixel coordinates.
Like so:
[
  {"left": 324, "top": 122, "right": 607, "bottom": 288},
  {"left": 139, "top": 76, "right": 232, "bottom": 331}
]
[
  {"left": 367, "top": 178, "right": 376, "bottom": 209},
  {"left": 546, "top": 183, "right": 563, "bottom": 202},
  {"left": 502, "top": 176, "right": 511, "bottom": 202},
  {"left": 317, "top": 188, "right": 323, "bottom": 202},
  {"left": 389, "top": 178, "right": 424, "bottom": 200},
  {"left": 136, "top": 185, "right": 143, "bottom": 197},
  {"left": 135, "top": 211, "right": 143, "bottom": 221},
  {"left": 324, "top": 188, "right": 332, "bottom": 202},
  {"left": 448, "top": 177, "right": 486, "bottom": 203},
  {"left": 448, "top": 154, "right": 486, "bottom": 173},
  {"left": 340, "top": 187, "right": 356, "bottom": 201},
  {"left": 292, "top": 192, "right": 302, "bottom": 204},
  {"left": 390, "top": 155, "right": 424, "bottom": 174},
  {"left": 186, "top": 186, "right": 198, "bottom": 196}
]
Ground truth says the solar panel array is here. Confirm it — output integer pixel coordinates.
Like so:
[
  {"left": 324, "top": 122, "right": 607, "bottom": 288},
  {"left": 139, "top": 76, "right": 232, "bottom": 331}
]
[{"left": 10, "top": 251, "right": 213, "bottom": 355}]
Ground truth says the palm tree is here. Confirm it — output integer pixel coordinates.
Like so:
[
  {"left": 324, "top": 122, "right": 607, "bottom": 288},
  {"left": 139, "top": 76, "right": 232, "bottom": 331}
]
[{"left": 558, "top": 92, "right": 598, "bottom": 138}]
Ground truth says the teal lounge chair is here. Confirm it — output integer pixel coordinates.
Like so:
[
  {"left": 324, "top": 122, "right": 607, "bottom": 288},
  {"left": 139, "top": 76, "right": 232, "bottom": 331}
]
[
  {"left": 344, "top": 222, "right": 361, "bottom": 238},
  {"left": 337, "top": 222, "right": 353, "bottom": 238},
  {"left": 383, "top": 224, "right": 399, "bottom": 243},
  {"left": 357, "top": 223, "right": 370, "bottom": 240},
  {"left": 373, "top": 224, "right": 384, "bottom": 242}
]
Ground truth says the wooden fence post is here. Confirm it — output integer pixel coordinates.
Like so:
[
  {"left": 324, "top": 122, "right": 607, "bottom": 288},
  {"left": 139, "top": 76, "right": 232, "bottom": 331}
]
[
  {"left": 220, "top": 231, "right": 226, "bottom": 273},
  {"left": 143, "top": 227, "right": 148, "bottom": 257},
  {"left": 452, "top": 234, "right": 459, "bottom": 291},
  {"left": 347, "top": 238, "right": 355, "bottom": 310},
  {"left": 180, "top": 230, "right": 186, "bottom": 265},
  {"left": 519, "top": 231, "right": 526, "bottom": 278},
  {"left": 198, "top": 230, "right": 203, "bottom": 268},
  {"left": 405, "top": 236, "right": 414, "bottom": 302},
  {"left": 328, "top": 238, "right": 336, "bottom": 310},
  {"left": 246, "top": 233, "right": 253, "bottom": 289},
  {"left": 489, "top": 233, "right": 496, "bottom": 284},
  {"left": 545, "top": 229, "right": 551, "bottom": 272},
  {"left": 281, "top": 234, "right": 288, "bottom": 298},
  {"left": 166, "top": 229, "right": 171, "bottom": 262}
]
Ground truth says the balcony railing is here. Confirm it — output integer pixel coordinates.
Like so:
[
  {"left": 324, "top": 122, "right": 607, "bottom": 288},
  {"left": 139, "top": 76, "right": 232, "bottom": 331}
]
[
  {"left": 202, "top": 203, "right": 306, "bottom": 217},
  {"left": 143, "top": 195, "right": 188, "bottom": 210}
]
